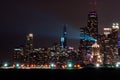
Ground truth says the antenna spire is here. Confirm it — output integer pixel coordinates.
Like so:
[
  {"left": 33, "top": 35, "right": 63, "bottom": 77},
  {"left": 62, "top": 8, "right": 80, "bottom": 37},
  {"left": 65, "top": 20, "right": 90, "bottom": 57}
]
[
  {"left": 88, "top": 0, "right": 97, "bottom": 11},
  {"left": 89, "top": 1, "right": 96, "bottom": 5}
]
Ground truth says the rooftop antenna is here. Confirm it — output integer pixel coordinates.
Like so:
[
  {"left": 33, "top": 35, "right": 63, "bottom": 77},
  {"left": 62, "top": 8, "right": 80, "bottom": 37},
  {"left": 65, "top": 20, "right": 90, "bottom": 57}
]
[{"left": 88, "top": 0, "right": 97, "bottom": 11}]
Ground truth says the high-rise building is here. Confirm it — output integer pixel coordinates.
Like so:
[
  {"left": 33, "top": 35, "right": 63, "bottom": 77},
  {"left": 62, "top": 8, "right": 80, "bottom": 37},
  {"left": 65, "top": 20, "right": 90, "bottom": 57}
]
[
  {"left": 103, "top": 28, "right": 112, "bottom": 37},
  {"left": 90, "top": 42, "right": 103, "bottom": 64},
  {"left": 86, "top": 11, "right": 98, "bottom": 40},
  {"left": 99, "top": 28, "right": 112, "bottom": 64},
  {"left": 26, "top": 33, "right": 33, "bottom": 53},
  {"left": 79, "top": 27, "right": 86, "bottom": 63},
  {"left": 13, "top": 47, "right": 24, "bottom": 63},
  {"left": 63, "top": 25, "right": 67, "bottom": 48},
  {"left": 79, "top": 11, "right": 98, "bottom": 64},
  {"left": 111, "top": 23, "right": 119, "bottom": 61},
  {"left": 100, "top": 23, "right": 119, "bottom": 64},
  {"left": 86, "top": 11, "right": 98, "bottom": 54},
  {"left": 25, "top": 33, "right": 34, "bottom": 64},
  {"left": 60, "top": 25, "right": 67, "bottom": 49}
]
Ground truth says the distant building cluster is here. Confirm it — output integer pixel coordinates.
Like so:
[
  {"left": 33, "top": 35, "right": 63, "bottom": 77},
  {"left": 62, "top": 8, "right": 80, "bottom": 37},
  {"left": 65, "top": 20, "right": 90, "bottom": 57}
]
[
  {"left": 13, "top": 45, "right": 82, "bottom": 68},
  {"left": 79, "top": 11, "right": 120, "bottom": 66},
  {"left": 12, "top": 10, "right": 120, "bottom": 68}
]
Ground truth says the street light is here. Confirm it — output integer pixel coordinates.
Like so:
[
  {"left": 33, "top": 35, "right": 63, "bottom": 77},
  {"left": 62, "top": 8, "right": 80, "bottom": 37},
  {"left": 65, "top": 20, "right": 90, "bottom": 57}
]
[
  {"left": 4, "top": 63, "right": 8, "bottom": 67},
  {"left": 67, "top": 62, "right": 73, "bottom": 68}
]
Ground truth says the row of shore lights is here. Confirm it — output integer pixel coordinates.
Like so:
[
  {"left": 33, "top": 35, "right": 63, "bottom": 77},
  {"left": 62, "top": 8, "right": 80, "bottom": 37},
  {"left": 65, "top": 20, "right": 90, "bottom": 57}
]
[
  {"left": 2, "top": 62, "right": 80, "bottom": 69},
  {"left": 3, "top": 62, "right": 120, "bottom": 68}
]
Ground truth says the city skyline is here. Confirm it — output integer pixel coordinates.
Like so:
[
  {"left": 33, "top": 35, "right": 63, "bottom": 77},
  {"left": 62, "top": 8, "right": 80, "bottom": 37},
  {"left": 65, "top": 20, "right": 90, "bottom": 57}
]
[{"left": 1, "top": 0, "right": 120, "bottom": 62}]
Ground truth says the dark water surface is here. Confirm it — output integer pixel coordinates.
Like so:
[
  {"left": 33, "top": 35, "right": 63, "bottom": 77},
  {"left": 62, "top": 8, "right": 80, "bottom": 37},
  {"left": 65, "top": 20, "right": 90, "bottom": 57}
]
[{"left": 0, "top": 68, "right": 120, "bottom": 79}]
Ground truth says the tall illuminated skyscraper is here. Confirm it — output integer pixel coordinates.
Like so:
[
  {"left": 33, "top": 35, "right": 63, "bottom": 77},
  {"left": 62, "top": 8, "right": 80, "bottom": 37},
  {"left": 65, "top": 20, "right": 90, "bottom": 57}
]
[
  {"left": 79, "top": 27, "right": 86, "bottom": 62},
  {"left": 25, "top": 33, "right": 33, "bottom": 64},
  {"left": 60, "top": 24, "right": 67, "bottom": 49},
  {"left": 26, "top": 33, "right": 33, "bottom": 52},
  {"left": 63, "top": 24, "right": 67, "bottom": 48},
  {"left": 85, "top": 1, "right": 98, "bottom": 51},
  {"left": 85, "top": 11, "right": 98, "bottom": 54},
  {"left": 111, "top": 23, "right": 119, "bottom": 58},
  {"left": 79, "top": 10, "right": 98, "bottom": 64},
  {"left": 101, "top": 23, "right": 119, "bottom": 64},
  {"left": 86, "top": 11, "right": 98, "bottom": 40}
]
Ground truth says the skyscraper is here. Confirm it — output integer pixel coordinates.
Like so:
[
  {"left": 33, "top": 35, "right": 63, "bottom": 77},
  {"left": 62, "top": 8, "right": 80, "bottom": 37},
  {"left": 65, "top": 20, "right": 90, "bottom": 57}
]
[
  {"left": 85, "top": 1, "right": 98, "bottom": 55},
  {"left": 85, "top": 11, "right": 98, "bottom": 56},
  {"left": 79, "top": 27, "right": 86, "bottom": 63},
  {"left": 26, "top": 33, "right": 33, "bottom": 52},
  {"left": 13, "top": 47, "right": 24, "bottom": 64},
  {"left": 79, "top": 10, "right": 98, "bottom": 64},
  {"left": 60, "top": 24, "right": 67, "bottom": 49},
  {"left": 25, "top": 33, "right": 33, "bottom": 64},
  {"left": 86, "top": 11, "right": 98, "bottom": 40},
  {"left": 63, "top": 24, "right": 67, "bottom": 48},
  {"left": 100, "top": 23, "right": 119, "bottom": 64},
  {"left": 111, "top": 23, "right": 119, "bottom": 60}
]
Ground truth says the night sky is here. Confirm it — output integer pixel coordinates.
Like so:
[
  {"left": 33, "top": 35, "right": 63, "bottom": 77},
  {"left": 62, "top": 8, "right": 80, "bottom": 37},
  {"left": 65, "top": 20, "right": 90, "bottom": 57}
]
[{"left": 0, "top": 0, "right": 120, "bottom": 62}]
